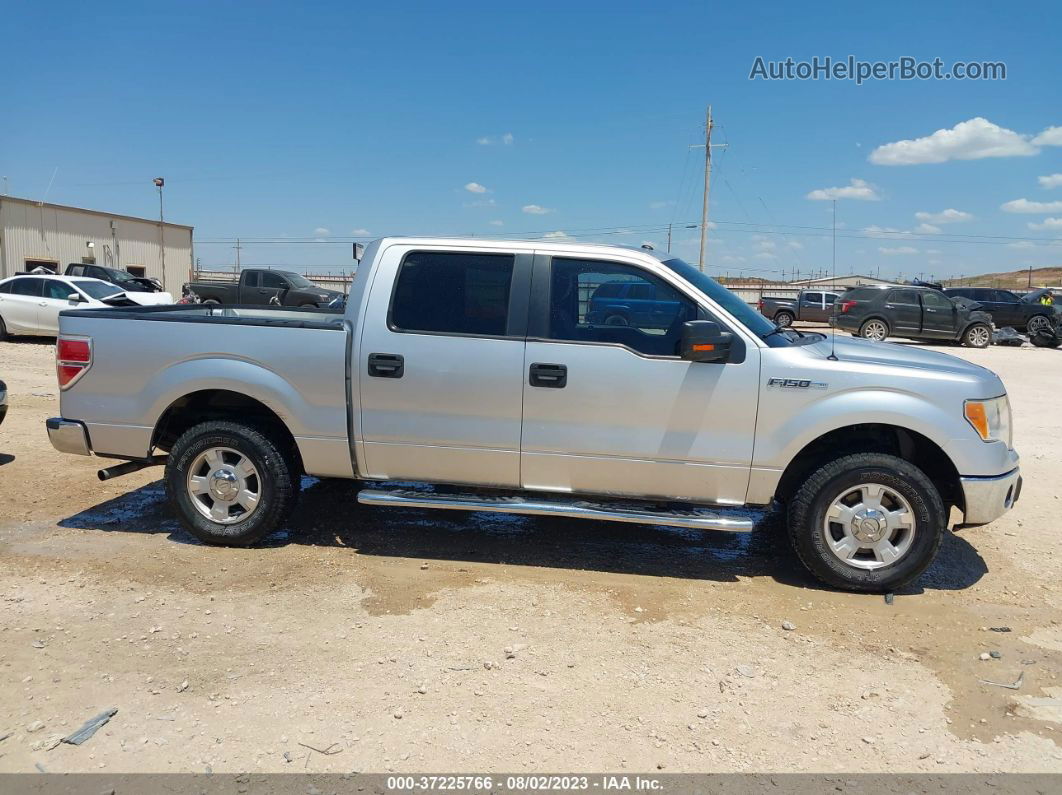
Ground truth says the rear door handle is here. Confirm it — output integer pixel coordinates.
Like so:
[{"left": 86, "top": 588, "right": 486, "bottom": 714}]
[
  {"left": 368, "top": 352, "right": 404, "bottom": 378},
  {"left": 529, "top": 362, "right": 567, "bottom": 388}
]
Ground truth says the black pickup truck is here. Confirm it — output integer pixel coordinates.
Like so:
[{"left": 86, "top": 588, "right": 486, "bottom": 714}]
[
  {"left": 942, "top": 287, "right": 1056, "bottom": 335},
  {"left": 757, "top": 289, "right": 841, "bottom": 326},
  {"left": 184, "top": 269, "right": 344, "bottom": 307}
]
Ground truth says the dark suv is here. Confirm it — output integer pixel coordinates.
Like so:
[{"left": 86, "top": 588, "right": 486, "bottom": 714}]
[
  {"left": 942, "top": 287, "right": 1055, "bottom": 335},
  {"left": 832, "top": 285, "right": 994, "bottom": 347}
]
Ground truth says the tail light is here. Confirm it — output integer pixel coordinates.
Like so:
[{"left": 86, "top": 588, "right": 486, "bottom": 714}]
[
  {"left": 757, "top": 299, "right": 764, "bottom": 311},
  {"left": 839, "top": 300, "right": 857, "bottom": 314},
  {"left": 56, "top": 336, "right": 92, "bottom": 389}
]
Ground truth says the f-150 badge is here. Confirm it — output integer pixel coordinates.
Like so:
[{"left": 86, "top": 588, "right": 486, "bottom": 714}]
[{"left": 767, "top": 377, "right": 828, "bottom": 389}]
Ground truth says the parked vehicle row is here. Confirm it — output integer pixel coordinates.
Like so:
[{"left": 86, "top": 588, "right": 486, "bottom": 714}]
[
  {"left": 64, "top": 263, "right": 172, "bottom": 304},
  {"left": 942, "top": 287, "right": 1055, "bottom": 335},
  {"left": 47, "top": 237, "right": 1021, "bottom": 594},
  {"left": 832, "top": 285, "right": 995, "bottom": 348}
]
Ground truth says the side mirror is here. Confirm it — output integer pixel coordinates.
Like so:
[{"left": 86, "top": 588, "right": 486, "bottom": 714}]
[
  {"left": 680, "top": 320, "right": 732, "bottom": 363},
  {"left": 67, "top": 293, "right": 82, "bottom": 303}
]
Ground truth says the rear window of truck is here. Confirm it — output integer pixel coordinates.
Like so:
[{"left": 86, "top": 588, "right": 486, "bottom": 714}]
[{"left": 390, "top": 251, "right": 514, "bottom": 337}]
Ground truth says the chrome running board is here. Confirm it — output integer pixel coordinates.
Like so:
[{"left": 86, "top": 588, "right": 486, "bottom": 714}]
[{"left": 357, "top": 488, "right": 759, "bottom": 532}]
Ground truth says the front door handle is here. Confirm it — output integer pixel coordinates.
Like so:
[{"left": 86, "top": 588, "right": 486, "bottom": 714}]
[
  {"left": 529, "top": 362, "right": 567, "bottom": 388},
  {"left": 368, "top": 352, "right": 404, "bottom": 378}
]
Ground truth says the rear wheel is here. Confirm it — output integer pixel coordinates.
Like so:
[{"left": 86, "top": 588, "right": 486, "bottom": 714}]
[
  {"left": 604, "top": 314, "right": 629, "bottom": 326},
  {"left": 165, "top": 420, "right": 299, "bottom": 546},
  {"left": 788, "top": 453, "right": 945, "bottom": 592},
  {"left": 202, "top": 298, "right": 221, "bottom": 305},
  {"left": 0, "top": 315, "right": 8, "bottom": 342},
  {"left": 962, "top": 323, "right": 991, "bottom": 348},
  {"left": 774, "top": 310, "right": 794, "bottom": 327},
  {"left": 859, "top": 319, "right": 889, "bottom": 341}
]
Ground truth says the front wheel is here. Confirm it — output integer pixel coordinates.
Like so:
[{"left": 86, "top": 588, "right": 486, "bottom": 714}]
[
  {"left": 774, "top": 311, "right": 794, "bottom": 327},
  {"left": 0, "top": 315, "right": 9, "bottom": 342},
  {"left": 787, "top": 453, "right": 945, "bottom": 592},
  {"left": 1026, "top": 314, "right": 1052, "bottom": 336},
  {"left": 202, "top": 298, "right": 221, "bottom": 306},
  {"left": 165, "top": 420, "right": 300, "bottom": 546},
  {"left": 962, "top": 323, "right": 991, "bottom": 348}
]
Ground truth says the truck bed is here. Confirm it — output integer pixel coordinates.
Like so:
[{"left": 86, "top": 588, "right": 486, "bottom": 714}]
[{"left": 57, "top": 304, "right": 352, "bottom": 477}]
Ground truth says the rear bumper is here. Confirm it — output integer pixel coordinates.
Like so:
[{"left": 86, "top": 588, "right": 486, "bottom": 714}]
[
  {"left": 960, "top": 467, "right": 1021, "bottom": 526},
  {"left": 46, "top": 417, "right": 92, "bottom": 456}
]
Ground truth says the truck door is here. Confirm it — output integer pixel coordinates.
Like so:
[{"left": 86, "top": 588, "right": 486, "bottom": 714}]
[
  {"left": 256, "top": 271, "right": 288, "bottom": 304},
  {"left": 357, "top": 247, "right": 530, "bottom": 487},
  {"left": 920, "top": 290, "right": 960, "bottom": 338},
  {"left": 800, "top": 291, "right": 823, "bottom": 322},
  {"left": 519, "top": 254, "right": 760, "bottom": 505},
  {"left": 884, "top": 289, "right": 921, "bottom": 334}
]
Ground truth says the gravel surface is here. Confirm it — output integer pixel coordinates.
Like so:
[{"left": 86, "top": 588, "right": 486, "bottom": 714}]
[{"left": 1, "top": 336, "right": 1060, "bottom": 772}]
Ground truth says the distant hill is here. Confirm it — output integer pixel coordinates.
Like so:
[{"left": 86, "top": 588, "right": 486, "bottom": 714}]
[{"left": 943, "top": 266, "right": 1062, "bottom": 289}]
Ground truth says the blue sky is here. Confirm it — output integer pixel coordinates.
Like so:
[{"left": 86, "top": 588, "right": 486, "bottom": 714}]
[{"left": 2, "top": 0, "right": 1060, "bottom": 279}]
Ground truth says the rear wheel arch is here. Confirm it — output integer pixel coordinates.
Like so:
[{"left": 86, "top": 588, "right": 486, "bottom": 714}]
[{"left": 151, "top": 389, "right": 303, "bottom": 476}]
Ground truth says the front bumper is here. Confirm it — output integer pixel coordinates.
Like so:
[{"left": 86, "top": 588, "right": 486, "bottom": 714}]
[
  {"left": 46, "top": 418, "right": 92, "bottom": 456},
  {"left": 960, "top": 467, "right": 1022, "bottom": 526}
]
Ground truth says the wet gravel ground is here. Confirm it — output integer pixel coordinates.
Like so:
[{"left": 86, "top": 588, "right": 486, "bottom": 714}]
[{"left": 1, "top": 336, "right": 1061, "bottom": 772}]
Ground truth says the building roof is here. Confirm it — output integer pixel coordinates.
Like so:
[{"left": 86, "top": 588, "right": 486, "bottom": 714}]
[
  {"left": 0, "top": 195, "right": 193, "bottom": 230},
  {"left": 789, "top": 274, "right": 890, "bottom": 285}
]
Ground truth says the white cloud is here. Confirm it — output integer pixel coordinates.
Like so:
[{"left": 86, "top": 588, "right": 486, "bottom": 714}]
[
  {"left": 477, "top": 132, "right": 515, "bottom": 146},
  {"left": 1001, "top": 198, "right": 1062, "bottom": 213},
  {"left": 464, "top": 198, "right": 496, "bottom": 207},
  {"left": 878, "top": 246, "right": 919, "bottom": 255},
  {"left": 806, "top": 178, "right": 880, "bottom": 201},
  {"left": 863, "top": 225, "right": 903, "bottom": 238},
  {"left": 1032, "top": 126, "right": 1062, "bottom": 146},
  {"left": 313, "top": 227, "right": 330, "bottom": 236},
  {"left": 1027, "top": 217, "right": 1062, "bottom": 231},
  {"left": 522, "top": 204, "right": 553, "bottom": 215},
  {"left": 787, "top": 241, "right": 803, "bottom": 250},
  {"left": 1008, "top": 241, "right": 1037, "bottom": 249},
  {"left": 914, "top": 208, "right": 973, "bottom": 224},
  {"left": 914, "top": 223, "right": 942, "bottom": 234},
  {"left": 351, "top": 228, "right": 370, "bottom": 236},
  {"left": 542, "top": 230, "right": 569, "bottom": 239},
  {"left": 464, "top": 182, "right": 489, "bottom": 194},
  {"left": 869, "top": 118, "right": 1039, "bottom": 165},
  {"left": 755, "top": 240, "right": 777, "bottom": 252},
  {"left": 754, "top": 251, "right": 777, "bottom": 260},
  {"left": 649, "top": 200, "right": 675, "bottom": 209},
  {"left": 1039, "top": 173, "right": 1062, "bottom": 189},
  {"left": 489, "top": 220, "right": 504, "bottom": 227}
]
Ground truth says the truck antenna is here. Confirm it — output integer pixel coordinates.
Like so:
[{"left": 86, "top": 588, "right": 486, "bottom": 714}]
[{"left": 828, "top": 199, "right": 839, "bottom": 361}]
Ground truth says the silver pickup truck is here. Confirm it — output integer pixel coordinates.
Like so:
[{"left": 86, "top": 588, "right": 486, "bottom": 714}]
[{"left": 47, "top": 237, "right": 1021, "bottom": 592}]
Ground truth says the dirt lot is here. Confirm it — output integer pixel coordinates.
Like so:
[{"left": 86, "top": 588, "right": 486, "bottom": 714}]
[{"left": 1, "top": 334, "right": 1061, "bottom": 773}]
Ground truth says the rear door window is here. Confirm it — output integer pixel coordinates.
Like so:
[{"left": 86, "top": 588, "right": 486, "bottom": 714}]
[
  {"left": 390, "top": 251, "right": 515, "bottom": 337},
  {"left": 10, "top": 278, "right": 44, "bottom": 297},
  {"left": 887, "top": 289, "right": 920, "bottom": 305},
  {"left": 44, "top": 280, "right": 75, "bottom": 300}
]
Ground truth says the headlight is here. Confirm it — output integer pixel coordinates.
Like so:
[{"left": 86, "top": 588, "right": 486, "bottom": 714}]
[{"left": 964, "top": 395, "right": 1012, "bottom": 446}]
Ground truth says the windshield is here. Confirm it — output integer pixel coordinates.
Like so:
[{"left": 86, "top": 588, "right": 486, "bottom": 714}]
[
  {"left": 97, "top": 266, "right": 135, "bottom": 282},
  {"left": 283, "top": 272, "right": 314, "bottom": 289},
  {"left": 661, "top": 257, "right": 782, "bottom": 340},
  {"left": 73, "top": 280, "right": 125, "bottom": 300}
]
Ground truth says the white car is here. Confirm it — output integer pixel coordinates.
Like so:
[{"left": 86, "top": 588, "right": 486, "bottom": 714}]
[{"left": 0, "top": 274, "right": 140, "bottom": 339}]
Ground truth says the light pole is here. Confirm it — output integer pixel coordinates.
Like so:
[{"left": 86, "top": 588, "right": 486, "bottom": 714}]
[{"left": 154, "top": 177, "right": 166, "bottom": 289}]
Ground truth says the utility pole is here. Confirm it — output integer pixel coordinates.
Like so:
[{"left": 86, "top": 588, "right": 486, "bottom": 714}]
[
  {"left": 233, "top": 238, "right": 243, "bottom": 271},
  {"left": 153, "top": 178, "right": 166, "bottom": 289},
  {"left": 666, "top": 223, "right": 672, "bottom": 253},
  {"left": 1028, "top": 265, "right": 1033, "bottom": 288},
  {"left": 691, "top": 105, "right": 727, "bottom": 271}
]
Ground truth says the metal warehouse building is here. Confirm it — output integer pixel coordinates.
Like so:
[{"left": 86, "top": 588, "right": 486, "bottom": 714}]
[{"left": 0, "top": 195, "right": 193, "bottom": 291}]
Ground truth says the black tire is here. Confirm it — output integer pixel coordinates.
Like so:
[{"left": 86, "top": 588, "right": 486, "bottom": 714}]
[
  {"left": 859, "top": 318, "right": 890, "bottom": 341},
  {"left": 0, "top": 315, "right": 8, "bottom": 342},
  {"left": 165, "top": 420, "right": 300, "bottom": 546},
  {"left": 774, "top": 311, "right": 795, "bottom": 327},
  {"left": 962, "top": 322, "right": 991, "bottom": 349},
  {"left": 202, "top": 298, "right": 221, "bottom": 305},
  {"left": 787, "top": 453, "right": 945, "bottom": 592},
  {"left": 1026, "top": 314, "right": 1053, "bottom": 336},
  {"left": 1030, "top": 331, "right": 1061, "bottom": 349},
  {"left": 604, "top": 314, "right": 629, "bottom": 326}
]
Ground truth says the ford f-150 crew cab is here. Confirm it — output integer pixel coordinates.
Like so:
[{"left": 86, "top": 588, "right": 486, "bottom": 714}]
[{"left": 46, "top": 238, "right": 1021, "bottom": 592}]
